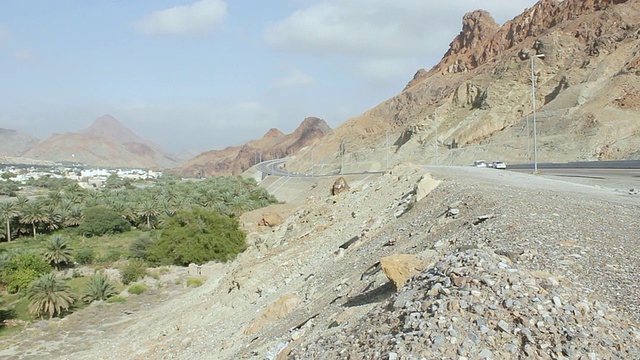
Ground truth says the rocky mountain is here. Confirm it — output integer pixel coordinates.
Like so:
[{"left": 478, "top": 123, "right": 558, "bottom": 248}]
[
  {"left": 171, "top": 117, "right": 332, "bottom": 177},
  {"left": 22, "top": 115, "right": 178, "bottom": 169},
  {"left": 1, "top": 2, "right": 640, "bottom": 359},
  {"left": 0, "top": 128, "right": 39, "bottom": 156},
  {"left": 287, "top": 0, "right": 640, "bottom": 173}
]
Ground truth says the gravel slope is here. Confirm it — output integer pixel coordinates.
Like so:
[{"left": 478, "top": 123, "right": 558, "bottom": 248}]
[{"left": 1, "top": 165, "right": 638, "bottom": 359}]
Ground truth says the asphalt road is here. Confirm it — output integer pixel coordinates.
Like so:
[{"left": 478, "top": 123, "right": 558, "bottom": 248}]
[
  {"left": 506, "top": 161, "right": 640, "bottom": 191},
  {"left": 258, "top": 158, "right": 640, "bottom": 191}
]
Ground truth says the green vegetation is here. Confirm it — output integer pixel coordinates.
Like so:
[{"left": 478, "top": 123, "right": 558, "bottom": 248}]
[
  {"left": 43, "top": 235, "right": 73, "bottom": 270},
  {"left": 127, "top": 283, "right": 148, "bottom": 295},
  {"left": 105, "top": 295, "right": 127, "bottom": 303},
  {"left": 27, "top": 272, "right": 74, "bottom": 319},
  {"left": 82, "top": 273, "right": 117, "bottom": 303},
  {"left": 74, "top": 247, "right": 95, "bottom": 265},
  {"left": 3, "top": 253, "right": 52, "bottom": 293},
  {"left": 0, "top": 174, "right": 277, "bottom": 334},
  {"left": 77, "top": 206, "right": 130, "bottom": 237},
  {"left": 120, "top": 259, "right": 147, "bottom": 285},
  {"left": 186, "top": 277, "right": 205, "bottom": 288},
  {"left": 147, "top": 207, "right": 246, "bottom": 266},
  {"left": 0, "top": 175, "right": 276, "bottom": 243},
  {"left": 129, "top": 232, "right": 154, "bottom": 260}
]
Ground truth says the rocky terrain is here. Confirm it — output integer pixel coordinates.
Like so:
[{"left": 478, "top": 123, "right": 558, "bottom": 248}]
[
  {"left": 170, "top": 117, "right": 332, "bottom": 177},
  {"left": 1, "top": 164, "right": 638, "bottom": 359},
  {"left": 1, "top": 1, "right": 639, "bottom": 359},
  {"left": 286, "top": 0, "right": 640, "bottom": 174}
]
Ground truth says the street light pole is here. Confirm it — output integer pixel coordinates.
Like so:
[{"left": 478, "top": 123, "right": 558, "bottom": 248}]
[
  {"left": 525, "top": 114, "right": 530, "bottom": 161},
  {"left": 530, "top": 53, "right": 544, "bottom": 173},
  {"left": 385, "top": 129, "right": 390, "bottom": 169},
  {"left": 434, "top": 113, "right": 438, "bottom": 166}
]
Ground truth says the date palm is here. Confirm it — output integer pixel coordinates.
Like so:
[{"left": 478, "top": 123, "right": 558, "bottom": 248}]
[
  {"left": 137, "top": 199, "right": 158, "bottom": 228},
  {"left": 27, "top": 272, "right": 74, "bottom": 319},
  {"left": 82, "top": 273, "right": 117, "bottom": 303},
  {"left": 43, "top": 235, "right": 73, "bottom": 270},
  {"left": 19, "top": 201, "right": 46, "bottom": 239},
  {"left": 0, "top": 200, "right": 18, "bottom": 242}
]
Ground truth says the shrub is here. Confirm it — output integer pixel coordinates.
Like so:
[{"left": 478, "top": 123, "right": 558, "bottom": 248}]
[
  {"left": 127, "top": 283, "right": 147, "bottom": 295},
  {"left": 106, "top": 295, "right": 127, "bottom": 303},
  {"left": 147, "top": 208, "right": 246, "bottom": 266},
  {"left": 120, "top": 259, "right": 147, "bottom": 285},
  {"left": 129, "top": 233, "right": 154, "bottom": 260},
  {"left": 186, "top": 278, "right": 204, "bottom": 288},
  {"left": 82, "top": 273, "right": 117, "bottom": 303},
  {"left": 99, "top": 248, "right": 123, "bottom": 263},
  {"left": 76, "top": 206, "right": 130, "bottom": 237},
  {"left": 3, "top": 254, "right": 52, "bottom": 293},
  {"left": 75, "top": 248, "right": 95, "bottom": 265}
]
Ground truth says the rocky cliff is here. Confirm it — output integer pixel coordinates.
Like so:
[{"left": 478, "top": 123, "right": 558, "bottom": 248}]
[
  {"left": 171, "top": 117, "right": 332, "bottom": 177},
  {"left": 288, "top": 0, "right": 640, "bottom": 173}
]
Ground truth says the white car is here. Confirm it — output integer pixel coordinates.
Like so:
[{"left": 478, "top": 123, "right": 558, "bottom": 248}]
[
  {"left": 473, "top": 160, "right": 487, "bottom": 167},
  {"left": 491, "top": 161, "right": 507, "bottom": 169}
]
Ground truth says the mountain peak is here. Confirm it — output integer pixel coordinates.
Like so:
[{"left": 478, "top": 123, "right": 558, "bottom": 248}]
[{"left": 81, "top": 115, "right": 144, "bottom": 145}]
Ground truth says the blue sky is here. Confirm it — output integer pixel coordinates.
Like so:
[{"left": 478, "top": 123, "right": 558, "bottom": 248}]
[{"left": 0, "top": 0, "right": 538, "bottom": 153}]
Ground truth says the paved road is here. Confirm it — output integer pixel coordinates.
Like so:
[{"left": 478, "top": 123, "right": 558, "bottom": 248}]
[{"left": 505, "top": 160, "right": 640, "bottom": 190}]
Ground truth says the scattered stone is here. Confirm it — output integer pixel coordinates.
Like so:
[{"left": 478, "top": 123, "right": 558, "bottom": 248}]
[
  {"left": 245, "top": 294, "right": 302, "bottom": 335},
  {"left": 331, "top": 177, "right": 350, "bottom": 195},
  {"left": 291, "top": 249, "right": 640, "bottom": 359},
  {"left": 258, "top": 212, "right": 284, "bottom": 227},
  {"left": 380, "top": 254, "right": 425, "bottom": 289}
]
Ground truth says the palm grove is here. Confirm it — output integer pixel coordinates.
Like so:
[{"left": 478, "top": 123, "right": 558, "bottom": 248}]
[{"left": 0, "top": 173, "right": 277, "bottom": 321}]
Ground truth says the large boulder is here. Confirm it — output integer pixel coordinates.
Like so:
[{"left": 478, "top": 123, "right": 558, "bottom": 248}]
[
  {"left": 331, "top": 177, "right": 350, "bottom": 196},
  {"left": 380, "top": 254, "right": 425, "bottom": 290},
  {"left": 415, "top": 174, "right": 441, "bottom": 202},
  {"left": 258, "top": 212, "right": 284, "bottom": 227},
  {"left": 244, "top": 294, "right": 302, "bottom": 335}
]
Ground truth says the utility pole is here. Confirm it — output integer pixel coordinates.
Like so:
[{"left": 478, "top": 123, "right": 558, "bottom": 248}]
[
  {"left": 529, "top": 53, "right": 545, "bottom": 173},
  {"left": 311, "top": 148, "right": 314, "bottom": 177},
  {"left": 340, "top": 139, "right": 345, "bottom": 175},
  {"left": 385, "top": 129, "right": 389, "bottom": 169},
  {"left": 434, "top": 113, "right": 439, "bottom": 166},
  {"left": 525, "top": 114, "right": 530, "bottom": 161}
]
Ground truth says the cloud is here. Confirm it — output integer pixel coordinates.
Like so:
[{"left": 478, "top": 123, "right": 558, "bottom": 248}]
[
  {"left": 271, "top": 68, "right": 315, "bottom": 89},
  {"left": 134, "top": 0, "right": 227, "bottom": 36},
  {"left": 265, "top": 0, "right": 537, "bottom": 58},
  {"left": 13, "top": 49, "right": 36, "bottom": 64}
]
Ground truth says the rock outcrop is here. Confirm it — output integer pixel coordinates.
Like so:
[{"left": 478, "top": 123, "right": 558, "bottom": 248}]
[
  {"left": 171, "top": 117, "right": 332, "bottom": 177},
  {"left": 288, "top": 0, "right": 640, "bottom": 174}
]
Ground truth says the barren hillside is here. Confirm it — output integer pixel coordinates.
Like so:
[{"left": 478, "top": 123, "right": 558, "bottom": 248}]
[
  {"left": 171, "top": 117, "right": 332, "bottom": 177},
  {"left": 21, "top": 115, "right": 178, "bottom": 169},
  {"left": 287, "top": 0, "right": 640, "bottom": 173},
  {"left": 1, "top": 164, "right": 638, "bottom": 359}
]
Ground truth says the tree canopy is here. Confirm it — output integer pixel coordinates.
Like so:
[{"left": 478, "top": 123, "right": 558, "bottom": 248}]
[{"left": 147, "top": 207, "right": 246, "bottom": 266}]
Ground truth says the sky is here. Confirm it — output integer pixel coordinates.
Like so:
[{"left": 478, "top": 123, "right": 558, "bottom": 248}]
[{"left": 0, "top": 0, "right": 539, "bottom": 153}]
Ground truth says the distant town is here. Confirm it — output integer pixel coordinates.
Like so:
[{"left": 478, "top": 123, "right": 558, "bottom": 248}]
[{"left": 0, "top": 164, "right": 163, "bottom": 189}]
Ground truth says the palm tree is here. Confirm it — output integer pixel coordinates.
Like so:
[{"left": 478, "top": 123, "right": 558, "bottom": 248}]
[
  {"left": 82, "top": 273, "right": 117, "bottom": 303},
  {"left": 19, "top": 201, "right": 47, "bottom": 238},
  {"left": 46, "top": 190, "right": 63, "bottom": 208},
  {"left": 27, "top": 272, "right": 75, "bottom": 319},
  {"left": 0, "top": 200, "right": 18, "bottom": 242},
  {"left": 43, "top": 205, "right": 62, "bottom": 233},
  {"left": 137, "top": 199, "right": 158, "bottom": 228},
  {"left": 43, "top": 235, "right": 73, "bottom": 270}
]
